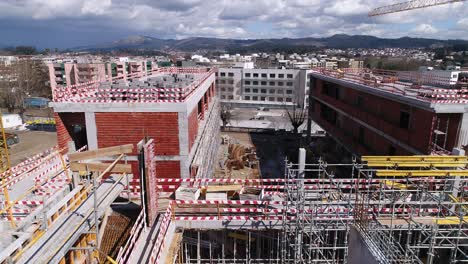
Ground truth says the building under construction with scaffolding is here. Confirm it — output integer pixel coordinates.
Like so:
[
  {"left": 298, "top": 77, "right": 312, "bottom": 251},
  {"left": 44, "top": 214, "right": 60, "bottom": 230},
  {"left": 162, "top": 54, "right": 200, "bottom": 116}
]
[{"left": 0, "top": 64, "right": 468, "bottom": 264}]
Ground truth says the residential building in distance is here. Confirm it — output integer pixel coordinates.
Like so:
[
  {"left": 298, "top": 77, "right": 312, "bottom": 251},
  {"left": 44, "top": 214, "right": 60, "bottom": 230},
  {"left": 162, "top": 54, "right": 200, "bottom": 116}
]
[
  {"left": 216, "top": 67, "right": 311, "bottom": 108},
  {"left": 50, "top": 67, "right": 219, "bottom": 179}
]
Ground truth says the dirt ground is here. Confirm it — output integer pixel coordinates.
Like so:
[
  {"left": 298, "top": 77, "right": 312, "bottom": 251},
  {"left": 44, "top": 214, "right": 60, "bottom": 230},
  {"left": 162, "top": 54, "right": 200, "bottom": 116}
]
[
  {"left": 217, "top": 131, "right": 353, "bottom": 179},
  {"left": 6, "top": 130, "right": 57, "bottom": 166}
]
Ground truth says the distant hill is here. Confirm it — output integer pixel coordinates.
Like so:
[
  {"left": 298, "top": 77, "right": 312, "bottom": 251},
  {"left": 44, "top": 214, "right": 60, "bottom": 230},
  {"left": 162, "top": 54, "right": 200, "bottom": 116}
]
[{"left": 71, "top": 34, "right": 468, "bottom": 52}]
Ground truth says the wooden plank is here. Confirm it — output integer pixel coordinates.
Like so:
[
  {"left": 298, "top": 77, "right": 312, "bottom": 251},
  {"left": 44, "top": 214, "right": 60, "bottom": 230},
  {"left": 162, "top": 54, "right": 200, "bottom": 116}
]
[
  {"left": 376, "top": 170, "right": 468, "bottom": 177},
  {"left": 367, "top": 162, "right": 468, "bottom": 168},
  {"left": 68, "top": 144, "right": 134, "bottom": 162},
  {"left": 70, "top": 162, "right": 133, "bottom": 173}
]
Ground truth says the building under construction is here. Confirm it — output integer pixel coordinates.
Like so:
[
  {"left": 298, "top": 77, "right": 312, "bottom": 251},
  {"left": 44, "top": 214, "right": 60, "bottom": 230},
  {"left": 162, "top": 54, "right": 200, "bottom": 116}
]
[{"left": 0, "top": 65, "right": 468, "bottom": 263}]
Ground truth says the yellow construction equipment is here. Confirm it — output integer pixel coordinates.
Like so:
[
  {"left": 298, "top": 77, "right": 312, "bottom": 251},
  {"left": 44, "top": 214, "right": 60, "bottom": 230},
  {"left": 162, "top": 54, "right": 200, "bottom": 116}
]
[
  {"left": 0, "top": 112, "right": 15, "bottom": 227},
  {"left": 383, "top": 180, "right": 409, "bottom": 190},
  {"left": 366, "top": 161, "right": 468, "bottom": 168},
  {"left": 433, "top": 216, "right": 468, "bottom": 225},
  {"left": 363, "top": 156, "right": 468, "bottom": 162},
  {"left": 376, "top": 170, "right": 468, "bottom": 177}
]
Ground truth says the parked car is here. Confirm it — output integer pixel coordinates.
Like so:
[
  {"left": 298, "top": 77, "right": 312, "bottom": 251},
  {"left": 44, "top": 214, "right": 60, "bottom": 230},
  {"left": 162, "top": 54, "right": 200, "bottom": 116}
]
[{"left": 2, "top": 133, "right": 20, "bottom": 147}]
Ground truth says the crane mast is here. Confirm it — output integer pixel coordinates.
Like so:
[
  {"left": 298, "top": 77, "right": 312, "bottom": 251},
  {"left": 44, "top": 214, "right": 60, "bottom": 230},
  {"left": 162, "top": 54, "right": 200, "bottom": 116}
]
[{"left": 369, "top": 0, "right": 466, "bottom": 16}]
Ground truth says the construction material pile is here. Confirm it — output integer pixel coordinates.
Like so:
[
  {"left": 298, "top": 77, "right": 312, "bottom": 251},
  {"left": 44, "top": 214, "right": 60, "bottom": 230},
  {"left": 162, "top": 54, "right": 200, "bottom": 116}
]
[{"left": 225, "top": 144, "right": 258, "bottom": 171}]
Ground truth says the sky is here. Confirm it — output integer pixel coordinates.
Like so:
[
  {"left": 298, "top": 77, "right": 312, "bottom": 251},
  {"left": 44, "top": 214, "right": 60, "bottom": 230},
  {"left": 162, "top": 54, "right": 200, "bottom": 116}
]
[{"left": 0, "top": 0, "right": 467, "bottom": 49}]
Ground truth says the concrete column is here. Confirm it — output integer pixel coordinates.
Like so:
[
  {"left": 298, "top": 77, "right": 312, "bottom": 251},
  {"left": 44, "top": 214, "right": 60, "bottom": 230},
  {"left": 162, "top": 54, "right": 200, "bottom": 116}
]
[
  {"left": 456, "top": 112, "right": 468, "bottom": 148},
  {"left": 178, "top": 111, "right": 190, "bottom": 179},
  {"left": 84, "top": 112, "right": 98, "bottom": 150}
]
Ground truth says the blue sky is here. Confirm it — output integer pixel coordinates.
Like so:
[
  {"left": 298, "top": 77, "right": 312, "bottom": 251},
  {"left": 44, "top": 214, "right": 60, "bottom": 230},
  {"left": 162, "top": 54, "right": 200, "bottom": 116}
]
[{"left": 0, "top": 0, "right": 467, "bottom": 49}]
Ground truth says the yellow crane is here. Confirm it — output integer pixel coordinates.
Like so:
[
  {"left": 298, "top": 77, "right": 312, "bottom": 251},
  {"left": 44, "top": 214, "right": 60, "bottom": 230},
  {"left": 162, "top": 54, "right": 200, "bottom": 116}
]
[
  {"left": 0, "top": 112, "right": 15, "bottom": 227},
  {"left": 369, "top": 0, "right": 466, "bottom": 16}
]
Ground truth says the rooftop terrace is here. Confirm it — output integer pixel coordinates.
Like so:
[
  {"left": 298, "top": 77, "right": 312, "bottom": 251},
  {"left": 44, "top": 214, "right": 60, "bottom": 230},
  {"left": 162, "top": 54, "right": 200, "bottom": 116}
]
[
  {"left": 311, "top": 68, "right": 468, "bottom": 105},
  {"left": 52, "top": 67, "right": 214, "bottom": 103}
]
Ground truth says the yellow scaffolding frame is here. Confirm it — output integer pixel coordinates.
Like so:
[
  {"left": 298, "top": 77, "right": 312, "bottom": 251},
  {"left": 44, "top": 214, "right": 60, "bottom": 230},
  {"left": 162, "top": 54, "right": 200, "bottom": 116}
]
[
  {"left": 376, "top": 170, "right": 468, "bottom": 177},
  {"left": 0, "top": 112, "right": 15, "bottom": 228}
]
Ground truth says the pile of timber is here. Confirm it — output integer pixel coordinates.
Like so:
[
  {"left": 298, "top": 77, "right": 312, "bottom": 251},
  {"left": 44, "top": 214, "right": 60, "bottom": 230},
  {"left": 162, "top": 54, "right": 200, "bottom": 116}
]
[{"left": 225, "top": 143, "right": 259, "bottom": 171}]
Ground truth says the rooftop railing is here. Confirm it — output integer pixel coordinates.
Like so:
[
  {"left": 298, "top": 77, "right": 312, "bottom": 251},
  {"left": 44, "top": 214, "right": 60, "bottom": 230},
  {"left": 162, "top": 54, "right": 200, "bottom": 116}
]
[
  {"left": 52, "top": 67, "right": 214, "bottom": 103},
  {"left": 312, "top": 68, "right": 468, "bottom": 104}
]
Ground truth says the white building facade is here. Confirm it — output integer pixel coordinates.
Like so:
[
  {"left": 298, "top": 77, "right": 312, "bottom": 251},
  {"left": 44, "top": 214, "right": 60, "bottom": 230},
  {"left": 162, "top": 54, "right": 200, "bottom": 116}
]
[{"left": 216, "top": 68, "right": 311, "bottom": 109}]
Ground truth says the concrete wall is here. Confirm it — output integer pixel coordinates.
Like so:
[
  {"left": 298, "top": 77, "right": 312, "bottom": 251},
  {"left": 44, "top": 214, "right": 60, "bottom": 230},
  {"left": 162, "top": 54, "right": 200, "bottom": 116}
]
[{"left": 347, "top": 227, "right": 379, "bottom": 264}]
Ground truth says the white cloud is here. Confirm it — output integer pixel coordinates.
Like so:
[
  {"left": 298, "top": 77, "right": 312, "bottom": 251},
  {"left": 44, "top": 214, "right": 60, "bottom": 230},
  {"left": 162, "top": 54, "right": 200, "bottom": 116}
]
[
  {"left": 457, "top": 18, "right": 468, "bottom": 27},
  {"left": 1, "top": 0, "right": 468, "bottom": 45},
  {"left": 324, "top": 0, "right": 370, "bottom": 16},
  {"left": 412, "top": 24, "right": 438, "bottom": 35}
]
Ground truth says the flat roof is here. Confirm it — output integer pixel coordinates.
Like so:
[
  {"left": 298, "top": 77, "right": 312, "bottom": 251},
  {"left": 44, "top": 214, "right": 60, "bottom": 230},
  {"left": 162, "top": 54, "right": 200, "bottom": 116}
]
[
  {"left": 52, "top": 67, "right": 213, "bottom": 104},
  {"left": 310, "top": 69, "right": 468, "bottom": 113}
]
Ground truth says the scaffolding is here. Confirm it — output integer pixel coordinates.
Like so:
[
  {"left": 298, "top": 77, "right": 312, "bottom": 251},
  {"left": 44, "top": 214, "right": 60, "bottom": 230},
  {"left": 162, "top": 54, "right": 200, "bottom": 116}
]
[{"left": 144, "top": 151, "right": 468, "bottom": 264}]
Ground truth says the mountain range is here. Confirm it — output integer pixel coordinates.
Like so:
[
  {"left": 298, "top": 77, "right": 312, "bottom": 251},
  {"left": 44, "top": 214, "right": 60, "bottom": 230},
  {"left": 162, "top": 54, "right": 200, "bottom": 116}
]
[{"left": 71, "top": 34, "right": 468, "bottom": 52}]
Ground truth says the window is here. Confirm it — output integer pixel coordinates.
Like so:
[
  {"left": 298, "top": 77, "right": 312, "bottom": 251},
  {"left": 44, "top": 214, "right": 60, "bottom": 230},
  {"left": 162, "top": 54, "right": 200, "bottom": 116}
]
[
  {"left": 221, "top": 95, "right": 226, "bottom": 99},
  {"left": 270, "top": 73, "right": 276, "bottom": 78},
  {"left": 220, "top": 72, "right": 226, "bottom": 77},
  {"left": 269, "top": 97, "right": 275, "bottom": 101},
  {"left": 220, "top": 80, "right": 226, "bottom": 84},
  {"left": 261, "top": 96, "right": 266, "bottom": 101},
  {"left": 228, "top": 87, "right": 233, "bottom": 92},
  {"left": 277, "top": 97, "right": 283, "bottom": 102},
  {"left": 358, "top": 126, "right": 365, "bottom": 144},
  {"left": 261, "top": 89, "right": 267, "bottom": 93},
  {"left": 261, "top": 73, "right": 267, "bottom": 78},
  {"left": 245, "top": 73, "right": 251, "bottom": 77},
  {"left": 253, "top": 96, "right": 258, "bottom": 100},
  {"left": 279, "top": 74, "right": 284, "bottom": 78},
  {"left": 269, "top": 89, "right": 275, "bottom": 94},
  {"left": 253, "top": 89, "right": 259, "bottom": 93},
  {"left": 215, "top": 72, "right": 218, "bottom": 77},
  {"left": 287, "top": 74, "right": 293, "bottom": 78},
  {"left": 253, "top": 73, "right": 259, "bottom": 77},
  {"left": 356, "top": 95, "right": 364, "bottom": 107},
  {"left": 228, "top": 80, "right": 234, "bottom": 84},
  {"left": 287, "top": 82, "right": 293, "bottom": 86},
  {"left": 228, "top": 72, "right": 234, "bottom": 77},
  {"left": 277, "top": 89, "right": 284, "bottom": 94},
  {"left": 245, "top": 88, "right": 251, "bottom": 93},
  {"left": 261, "top": 81, "right": 267, "bottom": 85},
  {"left": 221, "top": 87, "right": 226, "bottom": 92},
  {"left": 278, "top": 82, "right": 284, "bottom": 86},
  {"left": 388, "top": 146, "right": 396, "bottom": 155},
  {"left": 228, "top": 95, "right": 233, "bottom": 100},
  {"left": 286, "top": 98, "right": 292, "bottom": 102},
  {"left": 253, "top": 81, "right": 259, "bottom": 85},
  {"left": 400, "top": 111, "right": 410, "bottom": 129},
  {"left": 245, "top": 80, "right": 251, "bottom": 85},
  {"left": 269, "top": 81, "right": 275, "bottom": 86},
  {"left": 286, "top": 90, "right": 293, "bottom": 94},
  {"left": 245, "top": 96, "right": 250, "bottom": 100}
]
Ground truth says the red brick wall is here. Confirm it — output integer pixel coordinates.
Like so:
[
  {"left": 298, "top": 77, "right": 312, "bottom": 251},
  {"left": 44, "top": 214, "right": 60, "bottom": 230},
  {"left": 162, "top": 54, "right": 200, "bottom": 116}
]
[
  {"left": 311, "top": 78, "right": 447, "bottom": 154},
  {"left": 54, "top": 112, "right": 86, "bottom": 153},
  {"left": 95, "top": 112, "right": 179, "bottom": 156},
  {"left": 188, "top": 108, "right": 199, "bottom": 152},
  {"left": 155, "top": 161, "right": 181, "bottom": 178}
]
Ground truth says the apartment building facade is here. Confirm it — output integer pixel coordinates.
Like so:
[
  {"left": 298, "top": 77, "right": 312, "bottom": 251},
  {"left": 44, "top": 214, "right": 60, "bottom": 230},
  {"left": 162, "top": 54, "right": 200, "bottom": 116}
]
[
  {"left": 309, "top": 70, "right": 468, "bottom": 156},
  {"left": 216, "top": 68, "right": 311, "bottom": 108}
]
